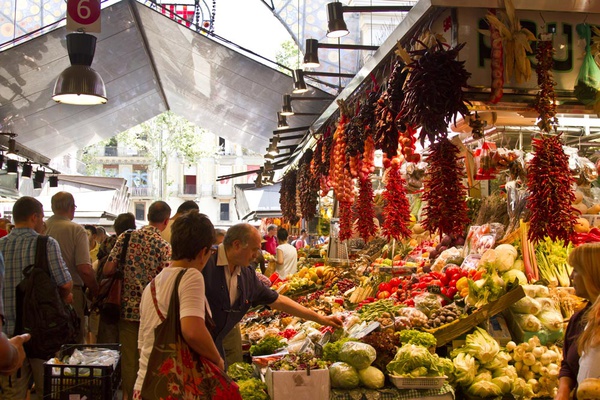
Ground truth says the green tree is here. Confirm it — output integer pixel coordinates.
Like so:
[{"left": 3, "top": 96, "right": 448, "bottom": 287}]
[{"left": 275, "top": 39, "right": 300, "bottom": 74}]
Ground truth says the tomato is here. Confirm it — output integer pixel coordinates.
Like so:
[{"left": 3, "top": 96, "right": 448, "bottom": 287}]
[
  {"left": 390, "top": 285, "right": 399, "bottom": 294},
  {"left": 441, "top": 287, "right": 448, "bottom": 297},
  {"left": 446, "top": 287, "right": 458, "bottom": 298},
  {"left": 389, "top": 277, "right": 402, "bottom": 287},
  {"left": 404, "top": 299, "right": 415, "bottom": 307},
  {"left": 444, "top": 265, "right": 461, "bottom": 277},
  {"left": 440, "top": 275, "right": 450, "bottom": 286},
  {"left": 377, "top": 291, "right": 391, "bottom": 299},
  {"left": 430, "top": 271, "right": 444, "bottom": 280},
  {"left": 429, "top": 279, "right": 442, "bottom": 287},
  {"left": 379, "top": 282, "right": 391, "bottom": 293},
  {"left": 420, "top": 275, "right": 433, "bottom": 283},
  {"left": 449, "top": 278, "right": 459, "bottom": 288}
]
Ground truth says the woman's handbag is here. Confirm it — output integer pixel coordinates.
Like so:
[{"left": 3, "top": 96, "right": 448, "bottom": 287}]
[
  {"left": 141, "top": 269, "right": 241, "bottom": 400},
  {"left": 91, "top": 231, "right": 132, "bottom": 323}
]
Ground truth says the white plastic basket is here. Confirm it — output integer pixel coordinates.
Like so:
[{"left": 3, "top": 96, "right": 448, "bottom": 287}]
[{"left": 389, "top": 375, "right": 446, "bottom": 390}]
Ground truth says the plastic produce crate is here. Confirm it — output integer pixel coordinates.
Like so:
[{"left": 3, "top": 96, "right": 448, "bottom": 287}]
[
  {"left": 43, "top": 344, "right": 121, "bottom": 400},
  {"left": 389, "top": 375, "right": 447, "bottom": 390}
]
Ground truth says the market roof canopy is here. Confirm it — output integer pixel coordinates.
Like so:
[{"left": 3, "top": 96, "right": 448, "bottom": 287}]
[
  {"left": 235, "top": 183, "right": 282, "bottom": 221},
  {"left": 0, "top": 0, "right": 330, "bottom": 160}
]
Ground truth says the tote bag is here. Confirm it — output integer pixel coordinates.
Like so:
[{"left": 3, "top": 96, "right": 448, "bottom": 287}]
[{"left": 141, "top": 269, "right": 241, "bottom": 400}]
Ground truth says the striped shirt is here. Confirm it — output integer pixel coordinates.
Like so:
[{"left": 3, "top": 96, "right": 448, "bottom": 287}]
[{"left": 0, "top": 228, "right": 72, "bottom": 336}]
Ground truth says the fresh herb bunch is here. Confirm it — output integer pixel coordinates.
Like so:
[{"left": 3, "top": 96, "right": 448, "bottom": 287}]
[{"left": 249, "top": 334, "right": 286, "bottom": 356}]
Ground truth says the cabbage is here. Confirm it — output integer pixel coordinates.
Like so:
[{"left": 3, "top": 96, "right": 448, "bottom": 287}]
[
  {"left": 512, "top": 377, "right": 535, "bottom": 399},
  {"left": 387, "top": 344, "right": 445, "bottom": 377},
  {"left": 492, "top": 376, "right": 513, "bottom": 394},
  {"left": 453, "top": 352, "right": 478, "bottom": 386},
  {"left": 510, "top": 296, "right": 541, "bottom": 314},
  {"left": 482, "top": 351, "right": 511, "bottom": 370},
  {"left": 502, "top": 269, "right": 528, "bottom": 286},
  {"left": 466, "top": 380, "right": 503, "bottom": 397},
  {"left": 494, "top": 244, "right": 518, "bottom": 272},
  {"left": 461, "top": 327, "right": 499, "bottom": 364},
  {"left": 358, "top": 366, "right": 385, "bottom": 389},
  {"left": 329, "top": 362, "right": 360, "bottom": 389},
  {"left": 474, "top": 370, "right": 492, "bottom": 382},
  {"left": 338, "top": 342, "right": 376, "bottom": 370}
]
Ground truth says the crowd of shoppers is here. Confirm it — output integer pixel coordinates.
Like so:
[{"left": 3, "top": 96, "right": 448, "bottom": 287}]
[{"left": 0, "top": 192, "right": 340, "bottom": 399}]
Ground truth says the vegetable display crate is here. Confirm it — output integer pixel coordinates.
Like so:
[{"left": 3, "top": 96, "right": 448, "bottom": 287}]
[
  {"left": 389, "top": 375, "right": 447, "bottom": 390},
  {"left": 426, "top": 285, "right": 525, "bottom": 347},
  {"left": 43, "top": 344, "right": 121, "bottom": 400},
  {"left": 265, "top": 367, "right": 329, "bottom": 400}
]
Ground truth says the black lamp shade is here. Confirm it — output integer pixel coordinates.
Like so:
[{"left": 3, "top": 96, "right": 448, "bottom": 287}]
[
  {"left": 277, "top": 112, "right": 289, "bottom": 129},
  {"left": 0, "top": 154, "right": 4, "bottom": 169},
  {"left": 303, "top": 39, "right": 320, "bottom": 68},
  {"left": 327, "top": 2, "right": 349, "bottom": 38},
  {"left": 292, "top": 69, "right": 308, "bottom": 93},
  {"left": 7, "top": 138, "right": 16, "bottom": 154},
  {"left": 34, "top": 170, "right": 45, "bottom": 183},
  {"left": 49, "top": 176, "right": 59, "bottom": 187},
  {"left": 281, "top": 94, "right": 294, "bottom": 116},
  {"left": 33, "top": 180, "right": 43, "bottom": 189},
  {"left": 6, "top": 159, "right": 18, "bottom": 175},
  {"left": 21, "top": 163, "right": 32, "bottom": 178}
]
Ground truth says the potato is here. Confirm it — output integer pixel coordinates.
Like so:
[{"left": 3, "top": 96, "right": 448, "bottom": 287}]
[{"left": 577, "top": 378, "right": 600, "bottom": 400}]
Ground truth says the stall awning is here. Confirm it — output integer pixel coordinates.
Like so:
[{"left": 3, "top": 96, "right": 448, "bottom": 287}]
[
  {"left": 235, "top": 183, "right": 281, "bottom": 221},
  {"left": 0, "top": 0, "right": 331, "bottom": 160}
]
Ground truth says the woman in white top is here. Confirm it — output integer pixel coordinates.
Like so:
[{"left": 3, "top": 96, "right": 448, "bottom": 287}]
[
  {"left": 571, "top": 244, "right": 600, "bottom": 389},
  {"left": 275, "top": 228, "right": 298, "bottom": 279},
  {"left": 133, "top": 211, "right": 227, "bottom": 399}
]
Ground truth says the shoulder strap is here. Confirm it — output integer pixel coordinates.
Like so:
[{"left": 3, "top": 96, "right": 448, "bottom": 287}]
[
  {"left": 35, "top": 235, "right": 50, "bottom": 273},
  {"left": 150, "top": 269, "right": 187, "bottom": 323}
]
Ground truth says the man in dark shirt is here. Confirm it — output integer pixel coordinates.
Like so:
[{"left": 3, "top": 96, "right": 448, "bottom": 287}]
[{"left": 203, "top": 223, "right": 342, "bottom": 361}]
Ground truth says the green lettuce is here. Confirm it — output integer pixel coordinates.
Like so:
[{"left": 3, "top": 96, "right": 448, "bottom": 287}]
[{"left": 452, "top": 352, "right": 478, "bottom": 386}]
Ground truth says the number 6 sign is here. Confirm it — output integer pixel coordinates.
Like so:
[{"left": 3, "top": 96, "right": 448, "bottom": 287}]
[{"left": 66, "top": 0, "right": 101, "bottom": 33}]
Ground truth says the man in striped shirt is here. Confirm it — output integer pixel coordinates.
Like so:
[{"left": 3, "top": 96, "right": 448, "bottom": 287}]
[{"left": 0, "top": 196, "right": 72, "bottom": 399}]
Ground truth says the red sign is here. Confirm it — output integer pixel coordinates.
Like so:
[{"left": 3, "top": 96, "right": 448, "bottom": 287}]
[{"left": 67, "top": 0, "right": 101, "bottom": 33}]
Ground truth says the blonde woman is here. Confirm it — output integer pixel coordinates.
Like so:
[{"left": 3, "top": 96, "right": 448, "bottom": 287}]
[{"left": 557, "top": 243, "right": 600, "bottom": 400}]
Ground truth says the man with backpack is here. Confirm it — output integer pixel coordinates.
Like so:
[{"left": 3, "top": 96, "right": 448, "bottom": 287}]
[{"left": 0, "top": 197, "right": 73, "bottom": 398}]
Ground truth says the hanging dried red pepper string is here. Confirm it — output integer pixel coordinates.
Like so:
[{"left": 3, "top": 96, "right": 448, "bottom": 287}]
[
  {"left": 280, "top": 169, "right": 300, "bottom": 225},
  {"left": 374, "top": 61, "right": 406, "bottom": 161},
  {"left": 421, "top": 138, "right": 470, "bottom": 238},
  {"left": 381, "top": 157, "right": 413, "bottom": 241},
  {"left": 526, "top": 134, "right": 578, "bottom": 244},
  {"left": 533, "top": 36, "right": 558, "bottom": 133},
  {"left": 298, "top": 149, "right": 319, "bottom": 221}
]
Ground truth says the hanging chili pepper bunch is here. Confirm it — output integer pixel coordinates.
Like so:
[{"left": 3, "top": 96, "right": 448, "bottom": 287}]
[
  {"left": 399, "top": 40, "right": 471, "bottom": 146},
  {"left": 381, "top": 156, "right": 413, "bottom": 241},
  {"left": 533, "top": 37, "right": 558, "bottom": 133},
  {"left": 398, "top": 124, "right": 420, "bottom": 163},
  {"left": 297, "top": 149, "right": 319, "bottom": 221},
  {"left": 319, "top": 128, "right": 334, "bottom": 196},
  {"left": 422, "top": 138, "right": 470, "bottom": 238},
  {"left": 280, "top": 169, "right": 300, "bottom": 225},
  {"left": 346, "top": 90, "right": 380, "bottom": 178},
  {"left": 374, "top": 60, "right": 408, "bottom": 161},
  {"left": 526, "top": 134, "right": 578, "bottom": 244},
  {"left": 354, "top": 176, "right": 377, "bottom": 241}
]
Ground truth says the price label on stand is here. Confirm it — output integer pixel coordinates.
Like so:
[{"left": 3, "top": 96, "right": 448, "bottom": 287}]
[{"left": 67, "top": 0, "right": 101, "bottom": 32}]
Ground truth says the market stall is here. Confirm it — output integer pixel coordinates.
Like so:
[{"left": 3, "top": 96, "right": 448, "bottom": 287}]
[{"left": 230, "top": 1, "right": 600, "bottom": 399}]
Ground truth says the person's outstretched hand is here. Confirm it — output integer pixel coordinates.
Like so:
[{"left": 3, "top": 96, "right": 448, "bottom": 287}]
[{"left": 322, "top": 315, "right": 344, "bottom": 329}]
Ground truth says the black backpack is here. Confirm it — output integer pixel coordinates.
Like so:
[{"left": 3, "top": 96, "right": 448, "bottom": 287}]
[{"left": 15, "top": 235, "right": 79, "bottom": 359}]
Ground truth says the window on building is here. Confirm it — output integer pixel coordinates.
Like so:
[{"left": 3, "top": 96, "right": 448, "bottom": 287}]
[
  {"left": 135, "top": 202, "right": 145, "bottom": 221},
  {"left": 220, "top": 203, "right": 230, "bottom": 221},
  {"left": 219, "top": 137, "right": 225, "bottom": 149},
  {"left": 184, "top": 174, "right": 197, "bottom": 195},
  {"left": 103, "top": 164, "right": 118, "bottom": 177}
]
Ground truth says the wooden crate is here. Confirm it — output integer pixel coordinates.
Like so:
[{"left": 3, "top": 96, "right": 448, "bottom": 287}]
[{"left": 429, "top": 285, "right": 525, "bottom": 347}]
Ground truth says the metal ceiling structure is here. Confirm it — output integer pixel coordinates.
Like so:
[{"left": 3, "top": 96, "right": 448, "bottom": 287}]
[{"left": 0, "top": 0, "right": 332, "bottom": 162}]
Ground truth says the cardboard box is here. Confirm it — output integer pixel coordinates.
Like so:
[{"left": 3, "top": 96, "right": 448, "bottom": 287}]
[
  {"left": 484, "top": 314, "right": 512, "bottom": 346},
  {"left": 265, "top": 367, "right": 329, "bottom": 400}
]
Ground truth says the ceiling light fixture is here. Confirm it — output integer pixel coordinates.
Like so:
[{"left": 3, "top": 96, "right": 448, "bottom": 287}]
[
  {"left": 52, "top": 33, "right": 107, "bottom": 105},
  {"left": 6, "top": 159, "right": 18, "bottom": 175},
  {"left": 267, "top": 136, "right": 280, "bottom": 156},
  {"left": 34, "top": 169, "right": 46, "bottom": 183},
  {"left": 292, "top": 69, "right": 308, "bottom": 93},
  {"left": 326, "top": 1, "right": 413, "bottom": 38},
  {"left": 21, "top": 163, "right": 32, "bottom": 179},
  {"left": 33, "top": 179, "right": 43, "bottom": 190},
  {"left": 49, "top": 175, "right": 59, "bottom": 187},
  {"left": 277, "top": 112, "right": 289, "bottom": 129},
  {"left": 303, "top": 38, "right": 379, "bottom": 68},
  {"left": 281, "top": 94, "right": 294, "bottom": 116}
]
